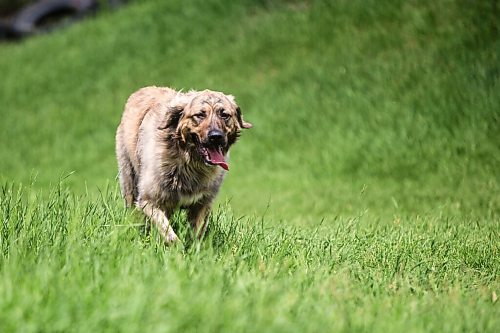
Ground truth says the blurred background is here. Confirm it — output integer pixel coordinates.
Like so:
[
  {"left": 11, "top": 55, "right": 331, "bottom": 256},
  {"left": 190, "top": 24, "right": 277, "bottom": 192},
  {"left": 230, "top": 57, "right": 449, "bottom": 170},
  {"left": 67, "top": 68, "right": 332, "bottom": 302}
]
[{"left": 0, "top": 0, "right": 498, "bottom": 224}]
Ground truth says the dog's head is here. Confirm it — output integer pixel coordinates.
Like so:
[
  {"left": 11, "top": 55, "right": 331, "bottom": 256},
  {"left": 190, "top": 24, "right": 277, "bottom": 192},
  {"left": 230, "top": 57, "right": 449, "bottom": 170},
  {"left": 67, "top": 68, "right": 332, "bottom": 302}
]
[{"left": 160, "top": 90, "right": 252, "bottom": 170}]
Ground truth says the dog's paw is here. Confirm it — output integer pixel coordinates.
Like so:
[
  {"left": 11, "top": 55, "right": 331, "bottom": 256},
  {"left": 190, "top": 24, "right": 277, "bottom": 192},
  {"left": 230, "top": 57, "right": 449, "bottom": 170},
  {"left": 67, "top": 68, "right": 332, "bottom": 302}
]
[{"left": 165, "top": 230, "right": 179, "bottom": 244}]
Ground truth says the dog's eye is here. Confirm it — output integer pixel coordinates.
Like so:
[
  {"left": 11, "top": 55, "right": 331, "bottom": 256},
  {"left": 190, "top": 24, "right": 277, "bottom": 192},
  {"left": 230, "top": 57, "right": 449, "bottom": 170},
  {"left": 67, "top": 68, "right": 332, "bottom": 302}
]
[
  {"left": 220, "top": 110, "right": 230, "bottom": 120},
  {"left": 193, "top": 113, "right": 206, "bottom": 121}
]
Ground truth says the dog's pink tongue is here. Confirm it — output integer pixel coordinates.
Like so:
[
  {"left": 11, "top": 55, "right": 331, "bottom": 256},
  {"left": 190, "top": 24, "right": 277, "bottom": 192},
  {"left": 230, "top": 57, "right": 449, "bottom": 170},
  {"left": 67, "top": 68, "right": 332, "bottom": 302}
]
[{"left": 207, "top": 148, "right": 229, "bottom": 171}]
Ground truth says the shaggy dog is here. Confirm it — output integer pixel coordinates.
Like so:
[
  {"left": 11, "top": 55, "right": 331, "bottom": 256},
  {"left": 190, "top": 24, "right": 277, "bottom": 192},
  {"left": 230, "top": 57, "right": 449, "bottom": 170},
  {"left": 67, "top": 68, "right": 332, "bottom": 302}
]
[{"left": 115, "top": 87, "right": 252, "bottom": 243}]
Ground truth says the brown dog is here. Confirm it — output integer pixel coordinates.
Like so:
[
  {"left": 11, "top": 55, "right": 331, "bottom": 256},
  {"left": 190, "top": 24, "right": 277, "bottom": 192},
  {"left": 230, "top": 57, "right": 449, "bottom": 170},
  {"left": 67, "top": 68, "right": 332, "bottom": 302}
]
[{"left": 115, "top": 87, "right": 252, "bottom": 243}]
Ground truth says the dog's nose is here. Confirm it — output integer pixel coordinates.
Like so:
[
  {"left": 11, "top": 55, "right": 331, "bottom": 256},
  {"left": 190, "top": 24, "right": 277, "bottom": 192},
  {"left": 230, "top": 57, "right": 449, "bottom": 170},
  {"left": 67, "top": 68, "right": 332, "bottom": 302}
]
[{"left": 208, "top": 130, "right": 225, "bottom": 145}]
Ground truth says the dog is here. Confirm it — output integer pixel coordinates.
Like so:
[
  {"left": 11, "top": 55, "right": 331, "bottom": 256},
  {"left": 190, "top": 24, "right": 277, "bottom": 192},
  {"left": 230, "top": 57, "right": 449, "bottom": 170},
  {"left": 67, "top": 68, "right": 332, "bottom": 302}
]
[{"left": 115, "top": 86, "right": 252, "bottom": 243}]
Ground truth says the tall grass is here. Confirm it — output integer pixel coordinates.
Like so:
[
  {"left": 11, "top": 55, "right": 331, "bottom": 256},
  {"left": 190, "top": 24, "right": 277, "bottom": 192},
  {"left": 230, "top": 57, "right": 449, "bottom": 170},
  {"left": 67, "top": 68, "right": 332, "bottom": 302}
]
[{"left": 0, "top": 183, "right": 498, "bottom": 332}]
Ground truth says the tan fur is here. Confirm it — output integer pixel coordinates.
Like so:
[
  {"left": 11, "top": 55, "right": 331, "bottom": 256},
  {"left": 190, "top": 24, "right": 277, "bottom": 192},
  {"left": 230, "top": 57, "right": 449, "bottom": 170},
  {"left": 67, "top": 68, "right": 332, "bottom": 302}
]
[{"left": 116, "top": 86, "right": 252, "bottom": 243}]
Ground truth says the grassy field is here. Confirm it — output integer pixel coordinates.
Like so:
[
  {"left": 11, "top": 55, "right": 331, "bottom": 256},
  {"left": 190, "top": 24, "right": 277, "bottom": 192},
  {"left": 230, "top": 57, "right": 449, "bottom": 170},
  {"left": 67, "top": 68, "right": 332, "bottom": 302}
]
[{"left": 0, "top": 0, "right": 499, "bottom": 331}]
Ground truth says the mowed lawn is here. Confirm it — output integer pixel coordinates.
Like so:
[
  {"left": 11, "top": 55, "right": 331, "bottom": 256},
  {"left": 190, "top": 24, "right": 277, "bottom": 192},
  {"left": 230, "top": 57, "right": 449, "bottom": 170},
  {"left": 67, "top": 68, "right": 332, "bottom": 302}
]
[{"left": 0, "top": 0, "right": 498, "bottom": 332}]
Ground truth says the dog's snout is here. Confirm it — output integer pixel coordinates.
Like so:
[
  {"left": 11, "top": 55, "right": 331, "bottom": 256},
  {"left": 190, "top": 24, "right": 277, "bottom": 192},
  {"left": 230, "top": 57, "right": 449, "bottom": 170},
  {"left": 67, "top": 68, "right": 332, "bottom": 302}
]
[{"left": 208, "top": 130, "right": 224, "bottom": 145}]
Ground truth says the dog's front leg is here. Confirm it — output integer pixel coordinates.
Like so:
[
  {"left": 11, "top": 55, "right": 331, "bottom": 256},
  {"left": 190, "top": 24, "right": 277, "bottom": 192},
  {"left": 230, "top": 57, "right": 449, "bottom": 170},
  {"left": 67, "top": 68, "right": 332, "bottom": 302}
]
[
  {"left": 187, "top": 203, "right": 211, "bottom": 239},
  {"left": 137, "top": 200, "right": 178, "bottom": 243}
]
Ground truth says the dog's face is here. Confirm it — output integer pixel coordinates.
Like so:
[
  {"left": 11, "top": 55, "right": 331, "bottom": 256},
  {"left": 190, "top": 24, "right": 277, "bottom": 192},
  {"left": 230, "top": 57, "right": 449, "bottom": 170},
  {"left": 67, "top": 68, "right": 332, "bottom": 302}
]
[{"left": 164, "top": 90, "right": 252, "bottom": 170}]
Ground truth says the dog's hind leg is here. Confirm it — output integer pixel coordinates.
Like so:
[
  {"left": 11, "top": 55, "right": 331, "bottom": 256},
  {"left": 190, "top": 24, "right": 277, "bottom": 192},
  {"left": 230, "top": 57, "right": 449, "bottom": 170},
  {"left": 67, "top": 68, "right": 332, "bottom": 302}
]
[
  {"left": 187, "top": 203, "right": 211, "bottom": 239},
  {"left": 116, "top": 131, "right": 138, "bottom": 207},
  {"left": 117, "top": 155, "right": 137, "bottom": 208}
]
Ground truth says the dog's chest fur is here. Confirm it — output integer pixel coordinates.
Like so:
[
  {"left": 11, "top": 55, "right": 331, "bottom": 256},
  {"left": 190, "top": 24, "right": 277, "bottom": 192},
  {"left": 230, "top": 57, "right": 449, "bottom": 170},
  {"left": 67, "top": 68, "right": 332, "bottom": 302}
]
[{"left": 157, "top": 159, "right": 224, "bottom": 207}]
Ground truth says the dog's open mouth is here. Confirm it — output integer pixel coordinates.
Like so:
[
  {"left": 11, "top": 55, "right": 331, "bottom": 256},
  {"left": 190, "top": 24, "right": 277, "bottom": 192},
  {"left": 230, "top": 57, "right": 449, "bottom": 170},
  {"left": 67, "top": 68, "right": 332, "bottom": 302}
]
[
  {"left": 199, "top": 146, "right": 229, "bottom": 171},
  {"left": 190, "top": 133, "right": 229, "bottom": 171}
]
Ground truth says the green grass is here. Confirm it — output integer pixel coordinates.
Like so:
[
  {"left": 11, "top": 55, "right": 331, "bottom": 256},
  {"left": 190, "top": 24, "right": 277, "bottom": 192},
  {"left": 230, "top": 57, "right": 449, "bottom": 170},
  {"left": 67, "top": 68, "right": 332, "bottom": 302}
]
[
  {"left": 0, "top": 0, "right": 499, "bottom": 331},
  {"left": 1, "top": 183, "right": 498, "bottom": 332}
]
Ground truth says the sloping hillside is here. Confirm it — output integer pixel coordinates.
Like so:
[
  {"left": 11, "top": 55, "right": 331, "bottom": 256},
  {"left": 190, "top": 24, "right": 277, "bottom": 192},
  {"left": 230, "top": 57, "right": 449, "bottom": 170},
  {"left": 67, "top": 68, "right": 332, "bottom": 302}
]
[{"left": 0, "top": 0, "right": 498, "bottom": 222}]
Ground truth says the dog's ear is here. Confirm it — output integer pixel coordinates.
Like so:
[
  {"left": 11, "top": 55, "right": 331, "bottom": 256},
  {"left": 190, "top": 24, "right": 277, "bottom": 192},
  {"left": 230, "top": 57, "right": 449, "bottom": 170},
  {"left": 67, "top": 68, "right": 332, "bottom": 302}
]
[
  {"left": 158, "top": 105, "right": 184, "bottom": 130},
  {"left": 226, "top": 94, "right": 252, "bottom": 129},
  {"left": 158, "top": 95, "right": 189, "bottom": 130},
  {"left": 236, "top": 106, "right": 253, "bottom": 129}
]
